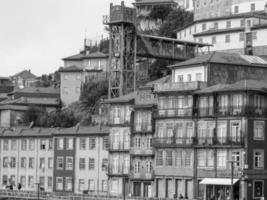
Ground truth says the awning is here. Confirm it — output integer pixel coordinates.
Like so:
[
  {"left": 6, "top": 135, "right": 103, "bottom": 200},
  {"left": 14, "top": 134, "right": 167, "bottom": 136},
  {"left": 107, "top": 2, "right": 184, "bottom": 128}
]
[{"left": 200, "top": 178, "right": 239, "bottom": 185}]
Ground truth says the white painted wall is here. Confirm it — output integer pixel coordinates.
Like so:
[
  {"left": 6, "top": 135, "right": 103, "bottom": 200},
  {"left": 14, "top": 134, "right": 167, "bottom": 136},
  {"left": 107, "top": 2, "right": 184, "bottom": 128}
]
[
  {"left": 0, "top": 110, "right": 10, "bottom": 127},
  {"left": 231, "top": 0, "right": 267, "bottom": 14},
  {"left": 173, "top": 65, "right": 207, "bottom": 83}
]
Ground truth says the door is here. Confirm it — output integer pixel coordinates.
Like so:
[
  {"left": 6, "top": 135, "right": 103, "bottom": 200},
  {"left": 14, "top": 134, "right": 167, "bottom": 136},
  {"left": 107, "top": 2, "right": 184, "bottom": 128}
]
[{"left": 133, "top": 182, "right": 141, "bottom": 197}]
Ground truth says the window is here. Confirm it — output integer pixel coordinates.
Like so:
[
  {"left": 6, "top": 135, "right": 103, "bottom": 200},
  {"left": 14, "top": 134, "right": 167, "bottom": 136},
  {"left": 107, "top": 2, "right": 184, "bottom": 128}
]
[
  {"left": 89, "top": 158, "right": 95, "bottom": 170},
  {"left": 102, "top": 158, "right": 108, "bottom": 171},
  {"left": 48, "top": 138, "right": 53, "bottom": 150},
  {"left": 40, "top": 139, "right": 46, "bottom": 150},
  {"left": 184, "top": 151, "right": 192, "bottom": 167},
  {"left": 166, "top": 151, "right": 173, "bottom": 166},
  {"left": 247, "top": 20, "right": 251, "bottom": 27},
  {"left": 254, "top": 121, "right": 265, "bottom": 140},
  {"left": 28, "top": 176, "right": 34, "bottom": 188},
  {"left": 234, "top": 6, "right": 239, "bottom": 14},
  {"left": 231, "top": 122, "right": 241, "bottom": 142},
  {"left": 156, "top": 151, "right": 163, "bottom": 166},
  {"left": 225, "top": 34, "right": 230, "bottom": 43},
  {"left": 10, "top": 157, "right": 16, "bottom": 168},
  {"left": 64, "top": 75, "right": 68, "bottom": 80},
  {"left": 232, "top": 151, "right": 241, "bottom": 167},
  {"left": 89, "top": 137, "right": 96, "bottom": 149},
  {"left": 63, "top": 87, "right": 68, "bottom": 94},
  {"left": 29, "top": 157, "right": 34, "bottom": 168},
  {"left": 187, "top": 74, "right": 192, "bottom": 82},
  {"left": 48, "top": 176, "right": 53, "bottom": 188},
  {"left": 196, "top": 73, "right": 202, "bottom": 81},
  {"left": 2, "top": 175, "right": 7, "bottom": 185},
  {"left": 79, "top": 158, "right": 86, "bottom": 169},
  {"left": 217, "top": 150, "right": 227, "bottom": 168},
  {"left": 254, "top": 150, "right": 264, "bottom": 169},
  {"left": 240, "top": 19, "right": 245, "bottom": 27},
  {"left": 198, "top": 38, "right": 203, "bottom": 43},
  {"left": 197, "top": 150, "right": 205, "bottom": 167},
  {"left": 226, "top": 21, "right": 231, "bottom": 28},
  {"left": 207, "top": 150, "right": 214, "bottom": 167},
  {"left": 39, "top": 176, "right": 45, "bottom": 187},
  {"left": 239, "top": 32, "right": 245, "bottom": 41},
  {"left": 252, "top": 31, "right": 257, "bottom": 40},
  {"left": 3, "top": 139, "right": 8, "bottom": 151},
  {"left": 254, "top": 180, "right": 264, "bottom": 198},
  {"left": 102, "top": 180, "right": 108, "bottom": 192},
  {"left": 56, "top": 177, "right": 63, "bottom": 190},
  {"left": 57, "top": 138, "right": 64, "bottom": 150},
  {"left": 65, "top": 177, "right": 72, "bottom": 191},
  {"left": 146, "top": 160, "right": 152, "bottom": 172},
  {"left": 202, "top": 23, "right": 206, "bottom": 31},
  {"left": 3, "top": 157, "right": 8, "bottom": 168},
  {"left": 57, "top": 157, "right": 64, "bottom": 170},
  {"left": 251, "top": 3, "right": 255, "bottom": 11},
  {"left": 29, "top": 139, "right": 35, "bottom": 150},
  {"left": 76, "top": 74, "right": 81, "bottom": 80},
  {"left": 103, "top": 136, "right": 109, "bottom": 150},
  {"left": 212, "top": 36, "right": 216, "bottom": 44},
  {"left": 66, "top": 157, "right": 73, "bottom": 170},
  {"left": 20, "top": 176, "right": 26, "bottom": 187},
  {"left": 11, "top": 139, "right": 17, "bottom": 151},
  {"left": 177, "top": 75, "right": 184, "bottom": 82},
  {"left": 214, "top": 22, "right": 218, "bottom": 29},
  {"left": 21, "top": 157, "right": 26, "bottom": 168},
  {"left": 21, "top": 139, "right": 27, "bottom": 150},
  {"left": 48, "top": 158, "right": 53, "bottom": 169},
  {"left": 66, "top": 138, "right": 73, "bottom": 150},
  {"left": 88, "top": 179, "right": 95, "bottom": 191},
  {"left": 79, "top": 138, "right": 86, "bottom": 150},
  {"left": 134, "top": 160, "right": 140, "bottom": 173},
  {"left": 39, "top": 158, "right": 45, "bottom": 169},
  {"left": 79, "top": 179, "right": 85, "bottom": 191}
]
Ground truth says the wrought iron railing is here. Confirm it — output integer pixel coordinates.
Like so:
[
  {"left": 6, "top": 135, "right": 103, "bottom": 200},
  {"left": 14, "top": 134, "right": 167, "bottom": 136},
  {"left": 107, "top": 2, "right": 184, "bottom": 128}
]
[
  {"left": 134, "top": 123, "right": 152, "bottom": 132},
  {"left": 109, "top": 142, "right": 130, "bottom": 151},
  {"left": 154, "top": 81, "right": 207, "bottom": 93},
  {"left": 155, "top": 108, "right": 193, "bottom": 117}
]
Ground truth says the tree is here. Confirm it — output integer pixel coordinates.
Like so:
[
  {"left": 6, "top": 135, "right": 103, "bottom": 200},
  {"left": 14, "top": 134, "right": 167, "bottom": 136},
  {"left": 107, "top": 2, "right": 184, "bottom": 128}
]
[
  {"left": 158, "top": 8, "right": 194, "bottom": 38},
  {"left": 22, "top": 106, "right": 46, "bottom": 126},
  {"left": 149, "top": 5, "right": 174, "bottom": 22}
]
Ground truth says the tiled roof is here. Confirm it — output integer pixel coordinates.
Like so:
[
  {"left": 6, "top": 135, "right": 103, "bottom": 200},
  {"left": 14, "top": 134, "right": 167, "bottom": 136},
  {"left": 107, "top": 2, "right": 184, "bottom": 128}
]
[
  {"left": 195, "top": 80, "right": 267, "bottom": 94},
  {"left": 134, "top": 0, "right": 177, "bottom": 5},
  {"left": 10, "top": 87, "right": 60, "bottom": 95},
  {"left": 169, "top": 52, "right": 267, "bottom": 68},
  {"left": 59, "top": 65, "right": 102, "bottom": 73},
  {"left": 54, "top": 125, "right": 109, "bottom": 135},
  {"left": 105, "top": 91, "right": 137, "bottom": 104},
  {"left": 63, "top": 51, "right": 108, "bottom": 61},
  {"left": 144, "top": 75, "right": 171, "bottom": 88},
  {"left": 11, "top": 70, "right": 37, "bottom": 79}
]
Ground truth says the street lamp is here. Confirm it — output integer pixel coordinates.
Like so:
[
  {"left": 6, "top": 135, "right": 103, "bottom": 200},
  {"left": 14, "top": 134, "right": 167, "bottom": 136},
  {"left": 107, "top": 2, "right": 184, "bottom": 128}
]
[{"left": 228, "top": 160, "right": 238, "bottom": 200}]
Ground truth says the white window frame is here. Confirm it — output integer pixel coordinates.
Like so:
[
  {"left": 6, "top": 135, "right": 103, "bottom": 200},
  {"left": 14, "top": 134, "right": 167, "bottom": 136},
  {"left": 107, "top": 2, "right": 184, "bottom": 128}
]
[
  {"left": 254, "top": 121, "right": 265, "bottom": 140},
  {"left": 254, "top": 150, "right": 264, "bottom": 169}
]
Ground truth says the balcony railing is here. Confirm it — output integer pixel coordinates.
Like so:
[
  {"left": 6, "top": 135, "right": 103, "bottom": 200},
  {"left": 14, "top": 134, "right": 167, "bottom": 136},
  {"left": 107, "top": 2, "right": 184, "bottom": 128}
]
[
  {"left": 130, "top": 169, "right": 154, "bottom": 180},
  {"left": 155, "top": 108, "right": 193, "bottom": 118},
  {"left": 196, "top": 137, "right": 244, "bottom": 146},
  {"left": 217, "top": 106, "right": 267, "bottom": 116},
  {"left": 109, "top": 117, "right": 131, "bottom": 125},
  {"left": 109, "top": 142, "right": 130, "bottom": 151},
  {"left": 108, "top": 165, "right": 129, "bottom": 175},
  {"left": 134, "top": 123, "right": 152, "bottom": 132},
  {"left": 154, "top": 81, "right": 207, "bottom": 93},
  {"left": 198, "top": 107, "right": 214, "bottom": 116},
  {"left": 130, "top": 147, "right": 154, "bottom": 155},
  {"left": 152, "top": 137, "right": 195, "bottom": 147}
]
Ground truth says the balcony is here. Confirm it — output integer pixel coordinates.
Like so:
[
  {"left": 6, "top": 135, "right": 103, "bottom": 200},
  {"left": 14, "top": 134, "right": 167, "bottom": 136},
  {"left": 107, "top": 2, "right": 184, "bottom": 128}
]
[
  {"left": 155, "top": 108, "right": 193, "bottom": 118},
  {"left": 134, "top": 123, "right": 152, "bottom": 132},
  {"left": 108, "top": 117, "right": 131, "bottom": 126},
  {"left": 198, "top": 107, "right": 214, "bottom": 117},
  {"left": 130, "top": 170, "right": 154, "bottom": 180},
  {"left": 152, "top": 137, "right": 195, "bottom": 147},
  {"left": 109, "top": 143, "right": 130, "bottom": 152},
  {"left": 130, "top": 147, "right": 154, "bottom": 156},
  {"left": 108, "top": 165, "right": 129, "bottom": 176},
  {"left": 196, "top": 137, "right": 244, "bottom": 147},
  {"left": 217, "top": 106, "right": 267, "bottom": 116},
  {"left": 154, "top": 81, "right": 207, "bottom": 93}
]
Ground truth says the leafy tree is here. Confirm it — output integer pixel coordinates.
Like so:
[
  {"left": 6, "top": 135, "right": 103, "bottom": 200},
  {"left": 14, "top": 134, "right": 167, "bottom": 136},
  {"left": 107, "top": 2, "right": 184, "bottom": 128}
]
[
  {"left": 149, "top": 5, "right": 174, "bottom": 22},
  {"left": 22, "top": 106, "right": 46, "bottom": 125},
  {"left": 158, "top": 7, "right": 194, "bottom": 38}
]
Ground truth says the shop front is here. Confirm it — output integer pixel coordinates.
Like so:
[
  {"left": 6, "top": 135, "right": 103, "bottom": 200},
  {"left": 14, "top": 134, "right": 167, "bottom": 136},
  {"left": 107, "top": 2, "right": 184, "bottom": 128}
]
[{"left": 200, "top": 178, "right": 240, "bottom": 200}]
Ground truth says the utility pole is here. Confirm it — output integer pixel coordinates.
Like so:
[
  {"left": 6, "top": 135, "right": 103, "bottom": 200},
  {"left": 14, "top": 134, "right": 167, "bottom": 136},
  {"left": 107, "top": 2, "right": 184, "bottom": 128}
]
[{"left": 228, "top": 160, "right": 237, "bottom": 200}]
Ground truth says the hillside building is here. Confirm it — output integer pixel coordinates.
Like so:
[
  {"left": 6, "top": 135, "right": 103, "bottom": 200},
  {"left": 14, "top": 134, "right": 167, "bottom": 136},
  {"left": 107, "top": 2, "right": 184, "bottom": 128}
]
[{"left": 11, "top": 70, "right": 37, "bottom": 89}]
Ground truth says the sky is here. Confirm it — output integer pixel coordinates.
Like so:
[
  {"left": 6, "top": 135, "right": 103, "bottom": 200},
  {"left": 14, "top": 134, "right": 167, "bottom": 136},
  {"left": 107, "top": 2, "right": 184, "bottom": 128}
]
[{"left": 0, "top": 0, "right": 134, "bottom": 77}]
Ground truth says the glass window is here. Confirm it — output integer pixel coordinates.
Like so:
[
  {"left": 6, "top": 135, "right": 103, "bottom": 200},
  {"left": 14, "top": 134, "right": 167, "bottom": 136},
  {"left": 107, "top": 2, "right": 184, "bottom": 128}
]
[
  {"left": 2, "top": 175, "right": 7, "bottom": 185},
  {"left": 176, "top": 150, "right": 182, "bottom": 167},
  {"left": 196, "top": 73, "right": 202, "bottom": 81},
  {"left": 65, "top": 177, "right": 72, "bottom": 191},
  {"left": 79, "top": 158, "right": 86, "bottom": 169},
  {"left": 102, "top": 180, "right": 108, "bottom": 192},
  {"left": 21, "top": 157, "right": 26, "bottom": 168},
  {"left": 56, "top": 177, "right": 63, "bottom": 190},
  {"left": 254, "top": 180, "right": 264, "bottom": 198},
  {"left": 226, "top": 21, "right": 231, "bottom": 28},
  {"left": 3, "top": 140, "right": 9, "bottom": 151},
  {"left": 103, "top": 136, "right": 109, "bottom": 150},
  {"left": 214, "top": 22, "right": 218, "bottom": 29},
  {"left": 102, "top": 158, "right": 108, "bottom": 171},
  {"left": 254, "top": 121, "right": 265, "bottom": 140},
  {"left": 251, "top": 3, "right": 255, "bottom": 11},
  {"left": 177, "top": 75, "right": 184, "bottom": 82},
  {"left": 240, "top": 19, "right": 245, "bottom": 27},
  {"left": 202, "top": 23, "right": 206, "bottom": 31},
  {"left": 40, "top": 139, "right": 46, "bottom": 150},
  {"left": 187, "top": 74, "right": 192, "bottom": 82},
  {"left": 48, "top": 176, "right": 53, "bottom": 188},
  {"left": 239, "top": 32, "right": 245, "bottom": 41},
  {"left": 28, "top": 176, "right": 34, "bottom": 188},
  {"left": 166, "top": 151, "right": 173, "bottom": 166},
  {"left": 254, "top": 150, "right": 264, "bottom": 169},
  {"left": 197, "top": 150, "right": 206, "bottom": 167},
  {"left": 79, "top": 138, "right": 86, "bottom": 150},
  {"left": 66, "top": 157, "right": 73, "bottom": 170},
  {"left": 21, "top": 139, "right": 27, "bottom": 151},
  {"left": 29, "top": 158, "right": 34, "bottom": 168},
  {"left": 29, "top": 139, "right": 35, "bottom": 150},
  {"left": 39, "top": 158, "right": 45, "bottom": 169},
  {"left": 20, "top": 176, "right": 26, "bottom": 187},
  {"left": 184, "top": 151, "right": 192, "bottom": 167},
  {"left": 88, "top": 179, "right": 95, "bottom": 191},
  {"left": 156, "top": 151, "right": 163, "bottom": 166},
  {"left": 11, "top": 139, "right": 17, "bottom": 151},
  {"left": 234, "top": 6, "right": 239, "bottom": 13},
  {"left": 57, "top": 138, "right": 64, "bottom": 150},
  {"left": 57, "top": 157, "right": 63, "bottom": 170},
  {"left": 3, "top": 157, "right": 8, "bottom": 168},
  {"left": 232, "top": 151, "right": 241, "bottom": 167},
  {"left": 48, "top": 138, "right": 53, "bottom": 150},
  {"left": 217, "top": 150, "right": 227, "bottom": 168},
  {"left": 79, "top": 179, "right": 85, "bottom": 191},
  {"left": 66, "top": 138, "right": 73, "bottom": 150},
  {"left": 207, "top": 150, "right": 214, "bottom": 167},
  {"left": 48, "top": 157, "right": 53, "bottom": 169},
  {"left": 212, "top": 36, "right": 216, "bottom": 44},
  {"left": 89, "top": 158, "right": 95, "bottom": 170},
  {"left": 225, "top": 35, "right": 230, "bottom": 43},
  {"left": 39, "top": 176, "right": 45, "bottom": 187},
  {"left": 89, "top": 137, "right": 96, "bottom": 149},
  {"left": 10, "top": 157, "right": 16, "bottom": 168}
]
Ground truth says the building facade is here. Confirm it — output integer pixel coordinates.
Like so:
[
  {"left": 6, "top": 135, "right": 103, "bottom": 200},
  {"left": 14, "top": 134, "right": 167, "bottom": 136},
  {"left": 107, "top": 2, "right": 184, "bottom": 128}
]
[{"left": 11, "top": 70, "right": 37, "bottom": 89}]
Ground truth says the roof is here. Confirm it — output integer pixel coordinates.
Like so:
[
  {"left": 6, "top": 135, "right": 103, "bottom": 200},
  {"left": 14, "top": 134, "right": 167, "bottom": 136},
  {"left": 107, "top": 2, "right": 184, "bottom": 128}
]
[
  {"left": 59, "top": 65, "right": 102, "bottom": 73},
  {"left": 144, "top": 75, "right": 171, "bottom": 88},
  {"left": 105, "top": 91, "right": 137, "bottom": 104},
  {"left": 0, "top": 77, "right": 11, "bottom": 80},
  {"left": 0, "top": 97, "right": 60, "bottom": 107},
  {"left": 54, "top": 125, "right": 109, "bottom": 136},
  {"left": 10, "top": 87, "right": 60, "bottom": 95},
  {"left": 62, "top": 51, "right": 108, "bottom": 61},
  {"left": 11, "top": 70, "right": 37, "bottom": 79},
  {"left": 169, "top": 52, "right": 267, "bottom": 68},
  {"left": 0, "top": 85, "right": 14, "bottom": 94},
  {"left": 134, "top": 0, "right": 177, "bottom": 5},
  {"left": 195, "top": 80, "right": 267, "bottom": 94}
]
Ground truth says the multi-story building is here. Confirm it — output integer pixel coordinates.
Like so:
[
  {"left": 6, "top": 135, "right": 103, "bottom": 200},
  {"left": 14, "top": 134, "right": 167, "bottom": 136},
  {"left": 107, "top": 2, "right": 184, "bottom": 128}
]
[
  {"left": 177, "top": 0, "right": 267, "bottom": 55},
  {"left": 60, "top": 51, "right": 108, "bottom": 106},
  {"left": 11, "top": 70, "right": 37, "bottom": 89},
  {"left": 133, "top": 0, "right": 178, "bottom": 31},
  {"left": 0, "top": 128, "right": 54, "bottom": 192},
  {"left": 150, "top": 52, "right": 267, "bottom": 199},
  {"left": 105, "top": 93, "right": 134, "bottom": 196},
  {"left": 176, "top": 0, "right": 194, "bottom": 11},
  {"left": 0, "top": 77, "right": 14, "bottom": 102},
  {"left": 0, "top": 87, "right": 60, "bottom": 127}
]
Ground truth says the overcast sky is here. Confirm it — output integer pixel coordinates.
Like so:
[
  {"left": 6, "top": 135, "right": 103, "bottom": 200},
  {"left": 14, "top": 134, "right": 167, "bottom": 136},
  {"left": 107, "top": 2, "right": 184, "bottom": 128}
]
[{"left": 0, "top": 0, "right": 134, "bottom": 77}]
